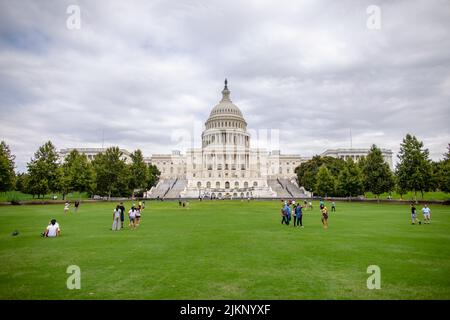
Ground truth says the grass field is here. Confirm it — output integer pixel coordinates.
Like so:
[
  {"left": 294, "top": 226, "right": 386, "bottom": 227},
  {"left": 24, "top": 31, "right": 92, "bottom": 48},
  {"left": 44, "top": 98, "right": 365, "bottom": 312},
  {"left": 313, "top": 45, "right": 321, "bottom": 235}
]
[
  {"left": 365, "top": 191, "right": 450, "bottom": 201},
  {"left": 0, "top": 200, "right": 449, "bottom": 300},
  {"left": 0, "top": 191, "right": 89, "bottom": 202}
]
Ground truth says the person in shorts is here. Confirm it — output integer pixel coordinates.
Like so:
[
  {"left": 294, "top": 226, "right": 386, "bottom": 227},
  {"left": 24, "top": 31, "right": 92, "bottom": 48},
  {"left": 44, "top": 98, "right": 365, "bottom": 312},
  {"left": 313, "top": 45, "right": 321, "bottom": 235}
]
[
  {"left": 410, "top": 203, "right": 420, "bottom": 225},
  {"left": 64, "top": 202, "right": 70, "bottom": 214},
  {"left": 422, "top": 204, "right": 431, "bottom": 224},
  {"left": 135, "top": 207, "right": 141, "bottom": 226},
  {"left": 128, "top": 206, "right": 137, "bottom": 229}
]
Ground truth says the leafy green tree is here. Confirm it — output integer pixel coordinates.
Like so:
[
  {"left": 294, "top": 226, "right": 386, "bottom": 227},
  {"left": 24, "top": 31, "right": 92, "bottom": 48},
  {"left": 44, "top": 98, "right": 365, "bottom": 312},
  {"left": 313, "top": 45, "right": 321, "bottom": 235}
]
[
  {"left": 0, "top": 141, "right": 16, "bottom": 192},
  {"left": 337, "top": 158, "right": 364, "bottom": 198},
  {"left": 433, "top": 144, "right": 450, "bottom": 193},
  {"left": 296, "top": 156, "right": 345, "bottom": 193},
  {"left": 27, "top": 141, "right": 61, "bottom": 198},
  {"left": 61, "top": 150, "right": 96, "bottom": 199},
  {"left": 15, "top": 172, "right": 30, "bottom": 194},
  {"left": 128, "top": 149, "right": 148, "bottom": 195},
  {"left": 395, "top": 134, "right": 432, "bottom": 199},
  {"left": 362, "top": 144, "right": 395, "bottom": 201},
  {"left": 146, "top": 164, "right": 161, "bottom": 190},
  {"left": 92, "top": 147, "right": 130, "bottom": 198},
  {"left": 315, "top": 165, "right": 336, "bottom": 197}
]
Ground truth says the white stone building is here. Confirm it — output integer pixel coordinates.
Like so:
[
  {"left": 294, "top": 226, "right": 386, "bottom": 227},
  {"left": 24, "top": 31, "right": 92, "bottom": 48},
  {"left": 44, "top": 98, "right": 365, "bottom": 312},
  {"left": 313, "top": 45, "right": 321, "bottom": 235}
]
[
  {"left": 147, "top": 80, "right": 308, "bottom": 199},
  {"left": 58, "top": 147, "right": 133, "bottom": 164},
  {"left": 320, "top": 148, "right": 393, "bottom": 170},
  {"left": 58, "top": 80, "right": 395, "bottom": 199}
]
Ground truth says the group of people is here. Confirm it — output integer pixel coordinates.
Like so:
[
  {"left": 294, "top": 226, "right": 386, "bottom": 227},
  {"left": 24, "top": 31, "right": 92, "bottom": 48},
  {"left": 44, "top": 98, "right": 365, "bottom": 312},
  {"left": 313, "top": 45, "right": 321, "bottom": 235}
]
[
  {"left": 112, "top": 201, "right": 145, "bottom": 231},
  {"left": 280, "top": 199, "right": 336, "bottom": 229},
  {"left": 280, "top": 200, "right": 304, "bottom": 227},
  {"left": 63, "top": 201, "right": 80, "bottom": 213},
  {"left": 410, "top": 203, "right": 432, "bottom": 225}
]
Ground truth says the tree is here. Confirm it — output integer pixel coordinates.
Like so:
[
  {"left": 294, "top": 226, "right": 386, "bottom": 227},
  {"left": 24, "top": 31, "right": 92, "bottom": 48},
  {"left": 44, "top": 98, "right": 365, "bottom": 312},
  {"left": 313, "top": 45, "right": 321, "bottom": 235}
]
[
  {"left": 15, "top": 172, "right": 30, "bottom": 194},
  {"left": 0, "top": 141, "right": 16, "bottom": 192},
  {"left": 27, "top": 141, "right": 61, "bottom": 198},
  {"left": 146, "top": 164, "right": 161, "bottom": 190},
  {"left": 315, "top": 165, "right": 336, "bottom": 197},
  {"left": 362, "top": 144, "right": 395, "bottom": 201},
  {"left": 395, "top": 134, "right": 432, "bottom": 199},
  {"left": 337, "top": 158, "right": 364, "bottom": 198},
  {"left": 296, "top": 155, "right": 345, "bottom": 193},
  {"left": 128, "top": 149, "right": 148, "bottom": 196},
  {"left": 61, "top": 150, "right": 96, "bottom": 199},
  {"left": 92, "top": 147, "right": 129, "bottom": 198},
  {"left": 433, "top": 144, "right": 450, "bottom": 193}
]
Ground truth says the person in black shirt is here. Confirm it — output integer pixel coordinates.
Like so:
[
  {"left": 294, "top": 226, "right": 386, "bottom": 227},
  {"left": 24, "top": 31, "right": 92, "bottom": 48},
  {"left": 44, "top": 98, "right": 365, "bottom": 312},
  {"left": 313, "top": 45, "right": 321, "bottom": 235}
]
[
  {"left": 410, "top": 203, "right": 420, "bottom": 225},
  {"left": 74, "top": 201, "right": 80, "bottom": 213},
  {"left": 119, "top": 202, "right": 126, "bottom": 229}
]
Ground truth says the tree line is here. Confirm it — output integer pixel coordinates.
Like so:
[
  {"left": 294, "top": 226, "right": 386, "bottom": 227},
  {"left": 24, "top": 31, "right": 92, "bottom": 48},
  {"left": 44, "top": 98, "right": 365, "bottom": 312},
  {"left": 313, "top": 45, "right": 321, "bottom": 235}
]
[
  {"left": 295, "top": 134, "right": 449, "bottom": 199},
  {"left": 0, "top": 141, "right": 160, "bottom": 199}
]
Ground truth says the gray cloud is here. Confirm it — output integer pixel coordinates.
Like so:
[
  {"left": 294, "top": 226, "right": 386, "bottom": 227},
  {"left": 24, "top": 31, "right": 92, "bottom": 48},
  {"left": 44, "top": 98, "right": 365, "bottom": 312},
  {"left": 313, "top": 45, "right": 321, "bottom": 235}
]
[{"left": 0, "top": 0, "right": 449, "bottom": 172}]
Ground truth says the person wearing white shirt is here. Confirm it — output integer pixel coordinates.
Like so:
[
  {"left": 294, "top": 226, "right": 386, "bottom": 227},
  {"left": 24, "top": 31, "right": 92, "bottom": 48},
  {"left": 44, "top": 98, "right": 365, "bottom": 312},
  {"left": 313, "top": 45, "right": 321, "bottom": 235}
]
[
  {"left": 112, "top": 205, "right": 121, "bottom": 231},
  {"left": 44, "top": 219, "right": 60, "bottom": 237},
  {"left": 64, "top": 202, "right": 70, "bottom": 214},
  {"left": 128, "top": 207, "right": 137, "bottom": 229},
  {"left": 422, "top": 204, "right": 431, "bottom": 224}
]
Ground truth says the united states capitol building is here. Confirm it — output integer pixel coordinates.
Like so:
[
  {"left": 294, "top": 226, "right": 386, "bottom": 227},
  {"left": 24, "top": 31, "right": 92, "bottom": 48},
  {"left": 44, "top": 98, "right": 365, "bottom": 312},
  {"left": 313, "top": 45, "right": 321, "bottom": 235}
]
[{"left": 59, "top": 80, "right": 393, "bottom": 199}]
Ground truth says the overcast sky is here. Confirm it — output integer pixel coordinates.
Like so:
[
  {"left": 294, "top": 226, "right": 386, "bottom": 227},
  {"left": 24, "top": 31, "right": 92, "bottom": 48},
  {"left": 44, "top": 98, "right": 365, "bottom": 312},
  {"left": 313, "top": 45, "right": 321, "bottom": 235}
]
[{"left": 1, "top": 0, "right": 449, "bottom": 172}]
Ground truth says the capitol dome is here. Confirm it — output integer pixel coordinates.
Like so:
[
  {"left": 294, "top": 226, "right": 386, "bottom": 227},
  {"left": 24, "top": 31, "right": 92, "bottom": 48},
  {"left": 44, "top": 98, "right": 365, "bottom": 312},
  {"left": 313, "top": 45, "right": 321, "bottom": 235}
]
[{"left": 205, "top": 79, "right": 247, "bottom": 131}]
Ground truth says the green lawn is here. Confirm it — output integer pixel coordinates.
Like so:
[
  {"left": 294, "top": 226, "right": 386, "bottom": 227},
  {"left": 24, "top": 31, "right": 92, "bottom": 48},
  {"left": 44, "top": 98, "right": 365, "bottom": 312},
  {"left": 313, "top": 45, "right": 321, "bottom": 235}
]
[
  {"left": 0, "top": 200, "right": 449, "bottom": 299},
  {"left": 364, "top": 191, "right": 450, "bottom": 201},
  {"left": 0, "top": 191, "right": 89, "bottom": 202}
]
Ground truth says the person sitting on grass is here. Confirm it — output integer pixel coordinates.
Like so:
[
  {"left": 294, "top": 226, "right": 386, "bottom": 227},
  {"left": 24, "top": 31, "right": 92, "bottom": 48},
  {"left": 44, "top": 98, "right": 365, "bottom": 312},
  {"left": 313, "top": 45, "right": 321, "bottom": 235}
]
[
  {"left": 43, "top": 219, "right": 60, "bottom": 237},
  {"left": 321, "top": 206, "right": 329, "bottom": 229}
]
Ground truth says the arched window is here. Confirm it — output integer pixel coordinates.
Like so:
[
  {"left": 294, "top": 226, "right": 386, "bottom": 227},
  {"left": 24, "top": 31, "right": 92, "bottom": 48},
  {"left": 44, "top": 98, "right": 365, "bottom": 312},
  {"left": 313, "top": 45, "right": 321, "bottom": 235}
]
[
  {"left": 207, "top": 181, "right": 211, "bottom": 188},
  {"left": 216, "top": 181, "right": 220, "bottom": 188},
  {"left": 244, "top": 182, "right": 249, "bottom": 188},
  {"left": 197, "top": 181, "right": 201, "bottom": 188},
  {"left": 234, "top": 181, "right": 239, "bottom": 188},
  {"left": 225, "top": 181, "right": 230, "bottom": 189}
]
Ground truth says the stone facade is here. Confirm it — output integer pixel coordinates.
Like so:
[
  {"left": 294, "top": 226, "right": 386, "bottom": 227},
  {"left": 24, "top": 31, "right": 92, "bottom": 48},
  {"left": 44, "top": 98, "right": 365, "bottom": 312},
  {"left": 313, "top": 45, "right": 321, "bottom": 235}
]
[
  {"left": 320, "top": 148, "right": 393, "bottom": 170},
  {"left": 148, "top": 80, "right": 308, "bottom": 198}
]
